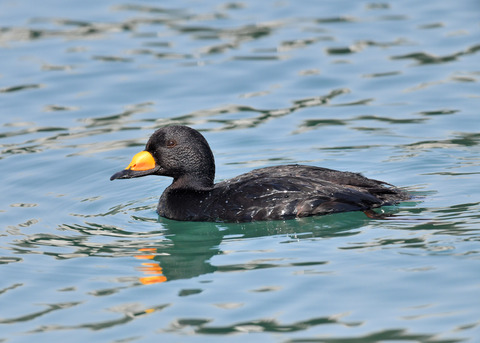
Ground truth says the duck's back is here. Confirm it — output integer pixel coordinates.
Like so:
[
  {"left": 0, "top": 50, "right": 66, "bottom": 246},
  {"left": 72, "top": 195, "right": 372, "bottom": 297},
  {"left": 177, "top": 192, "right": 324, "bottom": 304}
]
[{"left": 196, "top": 164, "right": 409, "bottom": 222}]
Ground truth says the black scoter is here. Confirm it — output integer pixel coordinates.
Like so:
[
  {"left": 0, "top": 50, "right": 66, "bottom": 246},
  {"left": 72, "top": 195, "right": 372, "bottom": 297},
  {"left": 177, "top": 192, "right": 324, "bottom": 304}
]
[{"left": 110, "top": 125, "right": 409, "bottom": 222}]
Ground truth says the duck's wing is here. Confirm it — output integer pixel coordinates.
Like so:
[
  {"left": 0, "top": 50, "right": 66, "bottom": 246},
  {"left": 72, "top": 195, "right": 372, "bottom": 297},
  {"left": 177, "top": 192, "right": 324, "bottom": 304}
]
[{"left": 209, "top": 165, "right": 408, "bottom": 222}]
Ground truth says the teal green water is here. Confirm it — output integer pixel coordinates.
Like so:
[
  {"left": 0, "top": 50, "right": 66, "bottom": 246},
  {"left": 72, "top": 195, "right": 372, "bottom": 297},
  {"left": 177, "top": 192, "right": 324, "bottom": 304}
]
[{"left": 1, "top": 1, "right": 479, "bottom": 342}]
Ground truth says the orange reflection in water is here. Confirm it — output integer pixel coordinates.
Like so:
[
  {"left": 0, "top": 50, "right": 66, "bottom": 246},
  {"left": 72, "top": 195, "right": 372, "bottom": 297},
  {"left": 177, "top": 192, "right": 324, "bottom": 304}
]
[{"left": 135, "top": 248, "right": 167, "bottom": 285}]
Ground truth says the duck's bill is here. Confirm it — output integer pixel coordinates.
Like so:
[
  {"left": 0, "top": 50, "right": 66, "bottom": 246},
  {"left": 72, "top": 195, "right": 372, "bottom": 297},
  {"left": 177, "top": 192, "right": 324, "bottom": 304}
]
[
  {"left": 110, "top": 168, "right": 160, "bottom": 180},
  {"left": 110, "top": 151, "right": 159, "bottom": 181}
]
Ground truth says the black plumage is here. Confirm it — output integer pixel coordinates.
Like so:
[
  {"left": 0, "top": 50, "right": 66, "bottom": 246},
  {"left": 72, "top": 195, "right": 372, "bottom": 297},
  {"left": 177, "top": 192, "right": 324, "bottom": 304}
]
[{"left": 111, "top": 125, "right": 409, "bottom": 222}]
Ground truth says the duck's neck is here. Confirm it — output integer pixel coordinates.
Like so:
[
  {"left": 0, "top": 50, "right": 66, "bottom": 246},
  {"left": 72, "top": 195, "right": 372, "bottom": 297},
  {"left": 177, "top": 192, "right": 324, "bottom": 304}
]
[
  {"left": 168, "top": 151, "right": 215, "bottom": 192},
  {"left": 170, "top": 172, "right": 214, "bottom": 192}
]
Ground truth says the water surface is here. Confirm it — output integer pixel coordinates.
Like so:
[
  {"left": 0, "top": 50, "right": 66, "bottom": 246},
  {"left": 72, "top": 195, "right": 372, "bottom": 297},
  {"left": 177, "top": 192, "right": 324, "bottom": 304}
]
[{"left": 1, "top": 0, "right": 479, "bottom": 342}]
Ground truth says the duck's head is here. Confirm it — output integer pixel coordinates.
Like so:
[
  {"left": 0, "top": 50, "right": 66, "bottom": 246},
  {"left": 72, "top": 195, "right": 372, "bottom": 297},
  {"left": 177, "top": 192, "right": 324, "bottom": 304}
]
[{"left": 110, "top": 125, "right": 215, "bottom": 190}]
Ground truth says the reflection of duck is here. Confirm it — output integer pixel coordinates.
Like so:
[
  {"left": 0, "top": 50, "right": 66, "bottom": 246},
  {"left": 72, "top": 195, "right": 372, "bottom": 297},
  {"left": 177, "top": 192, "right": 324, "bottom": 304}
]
[
  {"left": 133, "top": 213, "right": 371, "bottom": 283},
  {"left": 111, "top": 125, "right": 409, "bottom": 222}
]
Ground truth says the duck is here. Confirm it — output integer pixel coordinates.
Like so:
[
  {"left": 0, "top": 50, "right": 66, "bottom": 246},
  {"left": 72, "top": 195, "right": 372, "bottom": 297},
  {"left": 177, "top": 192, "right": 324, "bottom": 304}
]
[{"left": 110, "top": 125, "right": 409, "bottom": 222}]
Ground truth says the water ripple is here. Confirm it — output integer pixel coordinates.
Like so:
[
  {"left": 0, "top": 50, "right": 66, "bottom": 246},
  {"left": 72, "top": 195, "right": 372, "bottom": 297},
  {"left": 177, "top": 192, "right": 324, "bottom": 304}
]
[
  {"left": 0, "top": 302, "right": 81, "bottom": 325},
  {"left": 170, "top": 315, "right": 362, "bottom": 335},
  {"left": 287, "top": 329, "right": 463, "bottom": 343},
  {"left": 29, "top": 303, "right": 170, "bottom": 332},
  {"left": 0, "top": 84, "right": 44, "bottom": 93},
  {"left": 392, "top": 44, "right": 480, "bottom": 65}
]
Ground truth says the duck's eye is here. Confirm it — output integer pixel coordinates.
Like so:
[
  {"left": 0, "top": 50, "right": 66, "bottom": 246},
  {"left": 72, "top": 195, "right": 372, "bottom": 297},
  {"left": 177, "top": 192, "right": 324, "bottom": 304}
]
[{"left": 166, "top": 139, "right": 177, "bottom": 148}]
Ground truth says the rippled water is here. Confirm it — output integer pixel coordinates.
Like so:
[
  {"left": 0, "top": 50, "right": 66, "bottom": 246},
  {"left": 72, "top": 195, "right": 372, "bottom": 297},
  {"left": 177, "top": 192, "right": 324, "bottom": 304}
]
[{"left": 1, "top": 0, "right": 480, "bottom": 342}]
